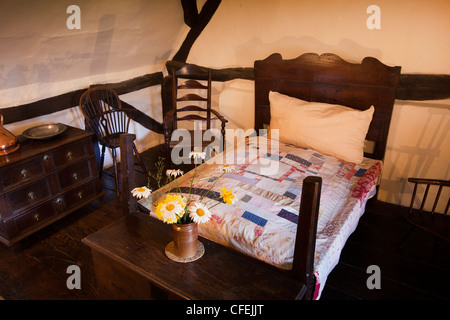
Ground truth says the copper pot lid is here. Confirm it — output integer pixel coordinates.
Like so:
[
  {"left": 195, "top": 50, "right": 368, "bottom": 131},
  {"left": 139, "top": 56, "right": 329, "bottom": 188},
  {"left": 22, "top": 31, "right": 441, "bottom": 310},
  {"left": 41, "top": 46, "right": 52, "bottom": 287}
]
[{"left": 0, "top": 112, "right": 19, "bottom": 156}]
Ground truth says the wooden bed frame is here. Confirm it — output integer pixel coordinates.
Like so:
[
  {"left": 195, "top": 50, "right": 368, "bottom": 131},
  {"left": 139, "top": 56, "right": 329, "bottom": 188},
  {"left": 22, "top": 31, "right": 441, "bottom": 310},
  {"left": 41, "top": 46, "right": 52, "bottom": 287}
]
[
  {"left": 255, "top": 53, "right": 401, "bottom": 160},
  {"left": 120, "top": 53, "right": 401, "bottom": 299}
]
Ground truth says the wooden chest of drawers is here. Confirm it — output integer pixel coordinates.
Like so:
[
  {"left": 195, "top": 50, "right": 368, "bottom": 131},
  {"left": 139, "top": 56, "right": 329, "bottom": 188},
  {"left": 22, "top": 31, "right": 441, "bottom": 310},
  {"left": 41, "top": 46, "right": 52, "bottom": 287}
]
[{"left": 0, "top": 125, "right": 104, "bottom": 247}]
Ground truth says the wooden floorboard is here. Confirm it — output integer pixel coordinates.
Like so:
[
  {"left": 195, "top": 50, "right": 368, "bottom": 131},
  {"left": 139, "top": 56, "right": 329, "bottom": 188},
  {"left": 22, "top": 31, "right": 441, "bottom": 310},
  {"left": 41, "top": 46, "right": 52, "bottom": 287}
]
[
  {"left": 321, "top": 199, "right": 450, "bottom": 300},
  {"left": 0, "top": 144, "right": 448, "bottom": 300}
]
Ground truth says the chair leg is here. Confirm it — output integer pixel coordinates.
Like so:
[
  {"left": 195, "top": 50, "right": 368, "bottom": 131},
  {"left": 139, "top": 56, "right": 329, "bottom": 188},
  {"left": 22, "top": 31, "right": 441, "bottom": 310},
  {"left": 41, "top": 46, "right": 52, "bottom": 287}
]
[
  {"left": 111, "top": 148, "right": 120, "bottom": 197},
  {"left": 165, "top": 143, "right": 172, "bottom": 167},
  {"left": 132, "top": 143, "right": 148, "bottom": 175},
  {"left": 99, "top": 144, "right": 106, "bottom": 179}
]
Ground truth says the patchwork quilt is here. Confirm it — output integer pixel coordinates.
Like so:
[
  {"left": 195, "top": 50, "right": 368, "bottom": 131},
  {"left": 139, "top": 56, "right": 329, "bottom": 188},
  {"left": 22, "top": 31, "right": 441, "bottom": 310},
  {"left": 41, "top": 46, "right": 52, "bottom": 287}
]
[{"left": 139, "top": 136, "right": 382, "bottom": 299}]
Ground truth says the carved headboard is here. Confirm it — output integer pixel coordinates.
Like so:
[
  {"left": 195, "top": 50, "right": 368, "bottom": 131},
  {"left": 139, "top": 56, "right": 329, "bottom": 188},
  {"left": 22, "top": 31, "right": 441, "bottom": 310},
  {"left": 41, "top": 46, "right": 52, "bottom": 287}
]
[{"left": 254, "top": 53, "right": 401, "bottom": 160}]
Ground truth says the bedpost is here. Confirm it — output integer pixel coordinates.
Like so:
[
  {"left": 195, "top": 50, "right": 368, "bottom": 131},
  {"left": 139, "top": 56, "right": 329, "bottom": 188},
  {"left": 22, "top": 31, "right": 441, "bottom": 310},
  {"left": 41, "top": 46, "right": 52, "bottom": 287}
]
[
  {"left": 292, "top": 176, "right": 322, "bottom": 300},
  {"left": 120, "top": 133, "right": 137, "bottom": 215}
]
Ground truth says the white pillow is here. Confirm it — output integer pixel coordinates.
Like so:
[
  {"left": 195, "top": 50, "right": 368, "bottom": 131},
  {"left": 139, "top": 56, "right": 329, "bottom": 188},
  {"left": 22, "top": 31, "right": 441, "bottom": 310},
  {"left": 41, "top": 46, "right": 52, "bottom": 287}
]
[{"left": 269, "top": 91, "right": 374, "bottom": 164}]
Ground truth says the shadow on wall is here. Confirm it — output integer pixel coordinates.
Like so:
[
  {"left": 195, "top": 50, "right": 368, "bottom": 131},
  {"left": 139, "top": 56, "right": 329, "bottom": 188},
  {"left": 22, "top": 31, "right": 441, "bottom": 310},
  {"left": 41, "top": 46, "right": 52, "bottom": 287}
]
[
  {"left": 379, "top": 100, "right": 450, "bottom": 213},
  {"left": 90, "top": 14, "right": 115, "bottom": 76}
]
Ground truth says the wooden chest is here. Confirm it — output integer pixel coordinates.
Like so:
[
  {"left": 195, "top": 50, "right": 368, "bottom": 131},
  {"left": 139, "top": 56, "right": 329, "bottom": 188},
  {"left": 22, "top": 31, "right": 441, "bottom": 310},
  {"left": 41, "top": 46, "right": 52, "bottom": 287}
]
[{"left": 0, "top": 125, "right": 104, "bottom": 247}]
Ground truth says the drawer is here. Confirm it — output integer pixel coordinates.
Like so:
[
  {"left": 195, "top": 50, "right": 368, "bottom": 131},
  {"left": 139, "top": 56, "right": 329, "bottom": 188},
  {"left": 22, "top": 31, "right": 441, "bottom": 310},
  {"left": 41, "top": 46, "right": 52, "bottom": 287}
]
[
  {"left": 0, "top": 153, "right": 52, "bottom": 191},
  {"left": 63, "top": 181, "right": 97, "bottom": 212},
  {"left": 14, "top": 201, "right": 57, "bottom": 234},
  {"left": 52, "top": 139, "right": 89, "bottom": 167},
  {"left": 6, "top": 178, "right": 56, "bottom": 215},
  {"left": 58, "top": 161, "right": 92, "bottom": 190}
]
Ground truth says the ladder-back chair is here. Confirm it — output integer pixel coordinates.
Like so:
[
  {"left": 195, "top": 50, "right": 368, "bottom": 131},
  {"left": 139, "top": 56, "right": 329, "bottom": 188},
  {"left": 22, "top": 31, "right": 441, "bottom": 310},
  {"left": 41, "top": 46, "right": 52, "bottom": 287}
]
[
  {"left": 400, "top": 177, "right": 450, "bottom": 247},
  {"left": 163, "top": 64, "right": 228, "bottom": 165},
  {"left": 79, "top": 87, "right": 147, "bottom": 196}
]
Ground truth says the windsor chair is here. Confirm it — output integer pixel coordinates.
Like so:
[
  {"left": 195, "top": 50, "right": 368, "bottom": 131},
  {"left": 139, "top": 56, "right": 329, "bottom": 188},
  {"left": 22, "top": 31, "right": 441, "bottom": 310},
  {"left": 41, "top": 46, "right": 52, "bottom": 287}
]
[{"left": 79, "top": 87, "right": 147, "bottom": 196}]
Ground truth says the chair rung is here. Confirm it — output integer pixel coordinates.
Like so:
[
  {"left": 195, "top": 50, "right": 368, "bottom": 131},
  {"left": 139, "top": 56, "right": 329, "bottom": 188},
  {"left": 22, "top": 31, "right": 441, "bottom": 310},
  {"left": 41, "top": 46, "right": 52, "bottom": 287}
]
[
  {"left": 176, "top": 105, "right": 209, "bottom": 113},
  {"left": 176, "top": 115, "right": 209, "bottom": 122},
  {"left": 408, "top": 178, "right": 450, "bottom": 215},
  {"left": 177, "top": 93, "right": 207, "bottom": 102},
  {"left": 178, "top": 79, "right": 207, "bottom": 89},
  {"left": 408, "top": 177, "right": 450, "bottom": 187}
]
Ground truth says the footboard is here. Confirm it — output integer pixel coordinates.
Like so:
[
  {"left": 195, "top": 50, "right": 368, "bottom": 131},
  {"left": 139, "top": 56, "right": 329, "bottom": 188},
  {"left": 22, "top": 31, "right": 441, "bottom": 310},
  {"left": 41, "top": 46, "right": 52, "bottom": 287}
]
[
  {"left": 293, "top": 175, "right": 321, "bottom": 299},
  {"left": 118, "top": 133, "right": 322, "bottom": 299}
]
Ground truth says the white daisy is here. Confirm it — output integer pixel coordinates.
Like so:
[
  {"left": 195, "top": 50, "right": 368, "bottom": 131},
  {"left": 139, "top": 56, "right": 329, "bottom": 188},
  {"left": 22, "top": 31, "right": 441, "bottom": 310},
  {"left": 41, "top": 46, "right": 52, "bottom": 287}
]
[
  {"left": 189, "top": 151, "right": 206, "bottom": 160},
  {"left": 188, "top": 202, "right": 212, "bottom": 224},
  {"left": 166, "top": 169, "right": 184, "bottom": 177},
  {"left": 131, "top": 186, "right": 151, "bottom": 199},
  {"left": 219, "top": 164, "right": 235, "bottom": 173}
]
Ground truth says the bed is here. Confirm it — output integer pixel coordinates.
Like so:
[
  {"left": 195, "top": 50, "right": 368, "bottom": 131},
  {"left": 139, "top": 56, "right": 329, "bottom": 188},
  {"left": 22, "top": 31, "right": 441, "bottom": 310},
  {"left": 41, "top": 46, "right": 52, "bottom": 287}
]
[{"left": 136, "top": 53, "right": 401, "bottom": 299}]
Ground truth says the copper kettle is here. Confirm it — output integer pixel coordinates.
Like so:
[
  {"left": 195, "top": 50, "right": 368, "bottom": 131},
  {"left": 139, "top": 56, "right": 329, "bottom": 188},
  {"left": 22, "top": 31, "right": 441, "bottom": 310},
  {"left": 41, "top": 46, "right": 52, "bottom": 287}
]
[{"left": 0, "top": 111, "right": 19, "bottom": 156}]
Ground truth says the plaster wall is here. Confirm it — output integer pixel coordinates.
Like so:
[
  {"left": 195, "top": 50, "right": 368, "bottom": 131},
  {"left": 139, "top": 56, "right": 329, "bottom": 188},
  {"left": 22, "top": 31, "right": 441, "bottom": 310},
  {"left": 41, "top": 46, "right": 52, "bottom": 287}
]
[
  {"left": 1, "top": 0, "right": 189, "bottom": 162},
  {"left": 1, "top": 0, "right": 448, "bottom": 211},
  {"left": 188, "top": 0, "right": 450, "bottom": 211}
]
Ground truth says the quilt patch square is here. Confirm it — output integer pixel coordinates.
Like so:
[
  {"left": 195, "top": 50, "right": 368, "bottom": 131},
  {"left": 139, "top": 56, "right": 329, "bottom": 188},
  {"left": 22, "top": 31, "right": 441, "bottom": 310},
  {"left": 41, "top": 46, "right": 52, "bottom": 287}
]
[
  {"left": 285, "top": 154, "right": 312, "bottom": 167},
  {"left": 354, "top": 168, "right": 367, "bottom": 177},
  {"left": 277, "top": 209, "right": 298, "bottom": 224},
  {"left": 242, "top": 211, "right": 268, "bottom": 227},
  {"left": 283, "top": 191, "right": 297, "bottom": 200}
]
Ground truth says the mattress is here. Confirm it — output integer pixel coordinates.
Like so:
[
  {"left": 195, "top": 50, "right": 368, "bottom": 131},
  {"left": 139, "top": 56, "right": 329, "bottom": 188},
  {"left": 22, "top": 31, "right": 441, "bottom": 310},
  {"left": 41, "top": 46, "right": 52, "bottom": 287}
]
[{"left": 139, "top": 136, "right": 382, "bottom": 299}]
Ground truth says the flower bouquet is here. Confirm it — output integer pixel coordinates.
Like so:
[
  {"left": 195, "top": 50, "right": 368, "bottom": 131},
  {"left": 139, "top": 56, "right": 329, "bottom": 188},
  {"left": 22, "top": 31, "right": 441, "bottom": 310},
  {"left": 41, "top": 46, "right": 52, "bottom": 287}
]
[{"left": 131, "top": 151, "right": 235, "bottom": 260}]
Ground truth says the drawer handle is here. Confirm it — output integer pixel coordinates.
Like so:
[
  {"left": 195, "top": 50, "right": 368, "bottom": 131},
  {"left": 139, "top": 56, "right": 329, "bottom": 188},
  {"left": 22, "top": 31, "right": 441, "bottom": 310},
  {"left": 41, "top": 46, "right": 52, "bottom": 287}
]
[
  {"left": 72, "top": 173, "right": 78, "bottom": 181},
  {"left": 78, "top": 191, "right": 83, "bottom": 199},
  {"left": 55, "top": 198, "right": 63, "bottom": 205},
  {"left": 43, "top": 154, "right": 50, "bottom": 162},
  {"left": 33, "top": 214, "right": 40, "bottom": 222},
  {"left": 66, "top": 151, "right": 73, "bottom": 160},
  {"left": 28, "top": 191, "right": 36, "bottom": 200},
  {"left": 21, "top": 169, "right": 28, "bottom": 179}
]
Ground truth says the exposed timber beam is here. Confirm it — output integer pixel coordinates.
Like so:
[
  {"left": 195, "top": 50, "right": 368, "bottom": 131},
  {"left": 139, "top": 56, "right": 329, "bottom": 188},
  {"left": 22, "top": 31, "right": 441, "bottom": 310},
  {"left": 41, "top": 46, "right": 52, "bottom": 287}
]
[
  {"left": 172, "top": 0, "right": 221, "bottom": 62},
  {"left": 120, "top": 100, "right": 163, "bottom": 134},
  {"left": 2, "top": 72, "right": 163, "bottom": 126},
  {"left": 3, "top": 65, "right": 449, "bottom": 133},
  {"left": 396, "top": 74, "right": 450, "bottom": 101},
  {"left": 181, "top": 0, "right": 198, "bottom": 27},
  {"left": 166, "top": 60, "right": 255, "bottom": 81}
]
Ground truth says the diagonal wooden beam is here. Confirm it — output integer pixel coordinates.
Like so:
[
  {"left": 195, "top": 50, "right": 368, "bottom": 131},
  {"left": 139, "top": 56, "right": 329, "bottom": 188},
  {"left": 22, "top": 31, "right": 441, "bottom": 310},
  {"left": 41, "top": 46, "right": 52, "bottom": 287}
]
[
  {"left": 181, "top": 0, "right": 198, "bottom": 27},
  {"left": 90, "top": 72, "right": 163, "bottom": 96},
  {"left": 172, "top": 0, "right": 221, "bottom": 62},
  {"left": 2, "top": 72, "right": 163, "bottom": 125},
  {"left": 120, "top": 100, "right": 163, "bottom": 134}
]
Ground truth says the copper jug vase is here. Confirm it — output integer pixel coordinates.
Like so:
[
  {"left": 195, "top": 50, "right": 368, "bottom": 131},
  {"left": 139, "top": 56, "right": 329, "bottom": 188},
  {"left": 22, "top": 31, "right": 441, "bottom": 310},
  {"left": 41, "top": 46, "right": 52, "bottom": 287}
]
[
  {"left": 172, "top": 222, "right": 198, "bottom": 258},
  {"left": 0, "top": 112, "right": 19, "bottom": 156}
]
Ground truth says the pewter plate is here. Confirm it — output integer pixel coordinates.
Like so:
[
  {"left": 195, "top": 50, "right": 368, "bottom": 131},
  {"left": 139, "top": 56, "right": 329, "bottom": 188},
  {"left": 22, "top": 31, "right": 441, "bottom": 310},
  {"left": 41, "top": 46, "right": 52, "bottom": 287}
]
[{"left": 22, "top": 123, "right": 67, "bottom": 140}]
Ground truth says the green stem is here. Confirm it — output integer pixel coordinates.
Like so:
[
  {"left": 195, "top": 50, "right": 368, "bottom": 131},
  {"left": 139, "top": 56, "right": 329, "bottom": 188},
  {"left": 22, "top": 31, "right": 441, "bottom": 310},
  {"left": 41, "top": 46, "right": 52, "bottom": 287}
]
[
  {"left": 187, "top": 164, "right": 197, "bottom": 203},
  {"left": 207, "top": 201, "right": 223, "bottom": 210},
  {"left": 199, "top": 171, "right": 226, "bottom": 201}
]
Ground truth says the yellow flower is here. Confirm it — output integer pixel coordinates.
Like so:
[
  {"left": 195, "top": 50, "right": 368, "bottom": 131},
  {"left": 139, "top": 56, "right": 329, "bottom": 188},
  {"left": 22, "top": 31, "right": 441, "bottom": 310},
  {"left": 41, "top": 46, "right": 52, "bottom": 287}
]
[
  {"left": 131, "top": 186, "right": 151, "bottom": 199},
  {"left": 188, "top": 202, "right": 212, "bottom": 224},
  {"left": 155, "top": 194, "right": 186, "bottom": 224},
  {"left": 221, "top": 186, "right": 235, "bottom": 205}
]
